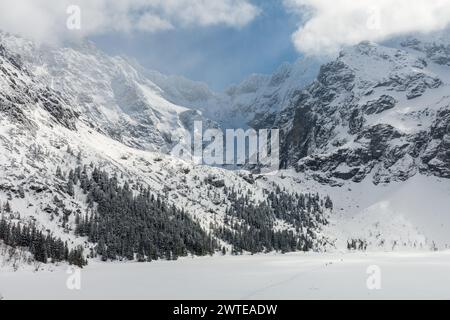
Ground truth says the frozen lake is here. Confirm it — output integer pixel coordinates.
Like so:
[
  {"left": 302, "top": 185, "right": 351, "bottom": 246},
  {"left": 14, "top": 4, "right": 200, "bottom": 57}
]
[{"left": 1, "top": 251, "right": 450, "bottom": 300}]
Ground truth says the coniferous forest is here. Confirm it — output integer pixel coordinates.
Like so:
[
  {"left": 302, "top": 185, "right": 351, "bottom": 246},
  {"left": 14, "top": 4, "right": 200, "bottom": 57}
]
[
  {"left": 0, "top": 219, "right": 87, "bottom": 267},
  {"left": 213, "top": 187, "right": 330, "bottom": 254},
  {"left": 74, "top": 166, "right": 217, "bottom": 262},
  {"left": 0, "top": 164, "right": 332, "bottom": 266}
]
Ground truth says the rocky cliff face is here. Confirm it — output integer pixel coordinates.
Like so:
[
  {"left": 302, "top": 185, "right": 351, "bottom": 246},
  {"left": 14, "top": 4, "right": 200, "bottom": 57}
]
[
  {"left": 0, "top": 43, "right": 78, "bottom": 131},
  {"left": 267, "top": 40, "right": 450, "bottom": 185}
]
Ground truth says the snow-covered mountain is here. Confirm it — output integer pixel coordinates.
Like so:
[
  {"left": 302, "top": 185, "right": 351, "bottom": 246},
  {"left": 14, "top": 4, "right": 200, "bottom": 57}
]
[
  {"left": 0, "top": 31, "right": 333, "bottom": 269},
  {"left": 150, "top": 57, "right": 321, "bottom": 129},
  {"left": 0, "top": 31, "right": 221, "bottom": 153},
  {"left": 263, "top": 36, "right": 450, "bottom": 251},
  {"left": 274, "top": 38, "right": 450, "bottom": 186},
  {"left": 1, "top": 29, "right": 450, "bottom": 270},
  {"left": 211, "top": 57, "right": 322, "bottom": 129},
  {"left": 123, "top": 54, "right": 322, "bottom": 130}
]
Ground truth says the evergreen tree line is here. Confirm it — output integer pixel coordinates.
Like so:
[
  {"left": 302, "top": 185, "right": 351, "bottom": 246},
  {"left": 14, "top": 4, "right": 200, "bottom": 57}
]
[
  {"left": 213, "top": 186, "right": 331, "bottom": 254},
  {"left": 0, "top": 218, "right": 87, "bottom": 267},
  {"left": 70, "top": 166, "right": 217, "bottom": 262},
  {"left": 347, "top": 238, "right": 368, "bottom": 251},
  {"left": 61, "top": 164, "right": 333, "bottom": 260}
]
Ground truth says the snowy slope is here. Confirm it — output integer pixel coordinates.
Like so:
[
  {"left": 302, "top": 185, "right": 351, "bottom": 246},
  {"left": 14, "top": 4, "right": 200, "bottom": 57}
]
[
  {"left": 258, "top": 171, "right": 450, "bottom": 251},
  {"left": 0, "top": 31, "right": 217, "bottom": 153}
]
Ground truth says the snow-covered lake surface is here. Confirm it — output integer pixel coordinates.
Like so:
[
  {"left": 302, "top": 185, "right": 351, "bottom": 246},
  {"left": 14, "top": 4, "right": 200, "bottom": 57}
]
[{"left": 2, "top": 251, "right": 450, "bottom": 300}]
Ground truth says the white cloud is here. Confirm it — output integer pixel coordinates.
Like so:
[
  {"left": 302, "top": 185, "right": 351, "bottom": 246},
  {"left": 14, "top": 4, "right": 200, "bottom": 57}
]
[
  {"left": 156, "top": 0, "right": 260, "bottom": 27},
  {"left": 0, "top": 0, "right": 260, "bottom": 43},
  {"left": 136, "top": 13, "right": 174, "bottom": 32},
  {"left": 285, "top": 0, "right": 450, "bottom": 55}
]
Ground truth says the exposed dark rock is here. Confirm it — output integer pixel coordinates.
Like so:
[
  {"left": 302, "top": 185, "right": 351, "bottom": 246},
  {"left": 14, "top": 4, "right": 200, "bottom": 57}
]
[
  {"left": 276, "top": 42, "right": 450, "bottom": 184},
  {"left": 363, "top": 95, "right": 396, "bottom": 115},
  {"left": 205, "top": 176, "right": 225, "bottom": 188},
  {"left": 349, "top": 109, "right": 365, "bottom": 134}
]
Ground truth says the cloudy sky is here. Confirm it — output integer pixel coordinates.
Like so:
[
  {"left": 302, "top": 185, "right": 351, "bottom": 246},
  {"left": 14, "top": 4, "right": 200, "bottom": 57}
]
[
  {"left": 1, "top": 0, "right": 450, "bottom": 89},
  {"left": 91, "top": 1, "right": 299, "bottom": 90}
]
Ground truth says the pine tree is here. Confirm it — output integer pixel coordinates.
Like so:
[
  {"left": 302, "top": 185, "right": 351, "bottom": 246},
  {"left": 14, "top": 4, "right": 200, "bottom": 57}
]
[
  {"left": 4, "top": 201, "right": 11, "bottom": 213},
  {"left": 18, "top": 186, "right": 25, "bottom": 199},
  {"left": 67, "top": 179, "right": 75, "bottom": 197},
  {"left": 56, "top": 166, "right": 63, "bottom": 179}
]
